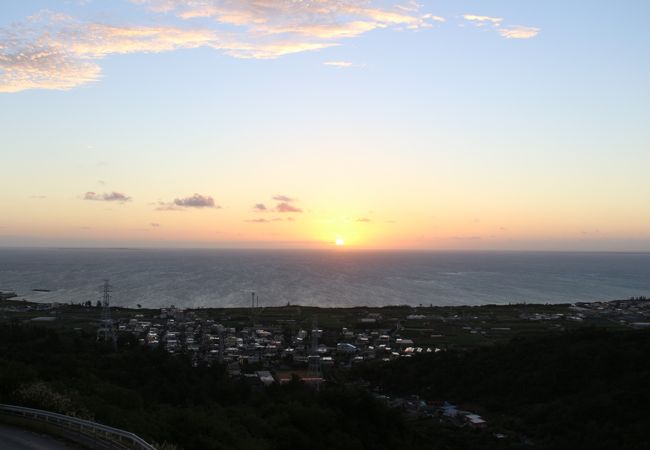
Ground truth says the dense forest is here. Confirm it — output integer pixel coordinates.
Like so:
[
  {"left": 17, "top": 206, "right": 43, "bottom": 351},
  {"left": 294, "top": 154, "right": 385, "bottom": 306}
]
[
  {"left": 353, "top": 327, "right": 650, "bottom": 450},
  {"left": 0, "top": 323, "right": 504, "bottom": 450},
  {"left": 1, "top": 324, "right": 649, "bottom": 449}
]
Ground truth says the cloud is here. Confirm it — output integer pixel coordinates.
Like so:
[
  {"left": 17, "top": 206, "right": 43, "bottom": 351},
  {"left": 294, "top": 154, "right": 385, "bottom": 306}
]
[
  {"left": 138, "top": 0, "right": 440, "bottom": 36},
  {"left": 83, "top": 191, "right": 131, "bottom": 202},
  {"left": 272, "top": 195, "right": 294, "bottom": 202},
  {"left": 276, "top": 202, "right": 302, "bottom": 213},
  {"left": 255, "top": 195, "right": 304, "bottom": 213},
  {"left": 1, "top": 4, "right": 538, "bottom": 93},
  {"left": 463, "top": 14, "right": 539, "bottom": 40},
  {"left": 156, "top": 193, "right": 219, "bottom": 210},
  {"left": 324, "top": 61, "right": 362, "bottom": 68},
  {"left": 463, "top": 14, "right": 503, "bottom": 26},
  {"left": 245, "top": 217, "right": 283, "bottom": 223},
  {"left": 0, "top": 46, "right": 101, "bottom": 93},
  {"left": 173, "top": 193, "right": 219, "bottom": 208},
  {"left": 498, "top": 26, "right": 540, "bottom": 39},
  {"left": 0, "top": 14, "right": 218, "bottom": 92},
  {"left": 1, "top": 2, "right": 442, "bottom": 92},
  {"left": 155, "top": 203, "right": 183, "bottom": 211}
]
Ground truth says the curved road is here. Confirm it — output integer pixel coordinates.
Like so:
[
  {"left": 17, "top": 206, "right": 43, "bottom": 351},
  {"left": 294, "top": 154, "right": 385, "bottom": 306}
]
[{"left": 0, "top": 423, "right": 75, "bottom": 450}]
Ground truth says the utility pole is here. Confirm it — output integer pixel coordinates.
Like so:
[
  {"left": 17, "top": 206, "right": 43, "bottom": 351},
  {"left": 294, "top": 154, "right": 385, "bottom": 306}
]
[
  {"left": 308, "top": 316, "right": 321, "bottom": 377},
  {"left": 218, "top": 328, "right": 225, "bottom": 365}
]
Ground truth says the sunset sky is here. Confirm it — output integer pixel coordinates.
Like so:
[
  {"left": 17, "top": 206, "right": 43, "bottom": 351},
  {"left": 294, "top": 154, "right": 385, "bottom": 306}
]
[{"left": 1, "top": 1, "right": 649, "bottom": 250}]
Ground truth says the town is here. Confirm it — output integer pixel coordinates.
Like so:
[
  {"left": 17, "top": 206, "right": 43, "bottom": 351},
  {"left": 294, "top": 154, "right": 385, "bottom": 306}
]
[
  {"left": 108, "top": 303, "right": 498, "bottom": 431},
  {"left": 2, "top": 290, "right": 649, "bottom": 436},
  {"left": 115, "top": 304, "right": 424, "bottom": 375}
]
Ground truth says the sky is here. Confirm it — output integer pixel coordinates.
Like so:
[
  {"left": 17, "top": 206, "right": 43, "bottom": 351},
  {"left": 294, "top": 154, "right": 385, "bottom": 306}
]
[{"left": 1, "top": 1, "right": 649, "bottom": 250}]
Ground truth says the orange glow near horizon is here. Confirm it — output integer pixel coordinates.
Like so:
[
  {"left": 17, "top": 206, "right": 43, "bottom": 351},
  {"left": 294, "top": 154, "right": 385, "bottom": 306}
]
[
  {"left": 2, "top": 2, "right": 650, "bottom": 252},
  {"left": 3, "top": 199, "right": 650, "bottom": 250}
]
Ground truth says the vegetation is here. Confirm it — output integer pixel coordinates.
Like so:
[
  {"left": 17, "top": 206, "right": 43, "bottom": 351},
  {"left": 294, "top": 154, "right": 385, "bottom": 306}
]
[
  {"left": 0, "top": 323, "right": 499, "bottom": 450},
  {"left": 1, "top": 322, "right": 649, "bottom": 449},
  {"left": 353, "top": 327, "right": 650, "bottom": 450}
]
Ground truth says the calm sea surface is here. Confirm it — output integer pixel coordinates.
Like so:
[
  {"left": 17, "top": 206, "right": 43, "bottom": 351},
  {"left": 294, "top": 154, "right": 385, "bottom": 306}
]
[{"left": 0, "top": 248, "right": 649, "bottom": 308}]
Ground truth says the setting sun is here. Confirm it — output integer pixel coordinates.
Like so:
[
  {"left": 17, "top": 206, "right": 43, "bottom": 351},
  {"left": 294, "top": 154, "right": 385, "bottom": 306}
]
[{"left": 2, "top": 2, "right": 650, "bottom": 448}]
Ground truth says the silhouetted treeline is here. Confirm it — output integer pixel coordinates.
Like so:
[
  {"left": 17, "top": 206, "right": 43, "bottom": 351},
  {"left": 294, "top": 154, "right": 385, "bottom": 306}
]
[
  {"left": 3, "top": 324, "right": 648, "bottom": 449},
  {"left": 352, "top": 327, "right": 650, "bottom": 450},
  {"left": 0, "top": 324, "right": 505, "bottom": 450}
]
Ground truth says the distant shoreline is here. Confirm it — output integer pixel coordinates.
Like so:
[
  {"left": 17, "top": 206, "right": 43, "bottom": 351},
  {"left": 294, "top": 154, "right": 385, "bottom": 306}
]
[
  {"left": 2, "top": 296, "right": 648, "bottom": 312},
  {"left": 2, "top": 246, "right": 650, "bottom": 254},
  {"left": 2, "top": 250, "right": 649, "bottom": 309}
]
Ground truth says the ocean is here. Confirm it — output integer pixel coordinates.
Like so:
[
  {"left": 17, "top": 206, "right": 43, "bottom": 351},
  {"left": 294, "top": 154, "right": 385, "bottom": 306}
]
[{"left": 1, "top": 248, "right": 649, "bottom": 308}]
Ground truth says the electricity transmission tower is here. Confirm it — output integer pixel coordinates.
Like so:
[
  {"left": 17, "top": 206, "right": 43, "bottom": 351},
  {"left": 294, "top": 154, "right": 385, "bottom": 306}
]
[{"left": 96, "top": 280, "right": 117, "bottom": 349}]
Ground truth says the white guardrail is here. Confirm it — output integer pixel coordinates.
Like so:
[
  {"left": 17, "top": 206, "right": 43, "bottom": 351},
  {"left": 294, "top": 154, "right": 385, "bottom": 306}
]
[{"left": 0, "top": 404, "right": 157, "bottom": 450}]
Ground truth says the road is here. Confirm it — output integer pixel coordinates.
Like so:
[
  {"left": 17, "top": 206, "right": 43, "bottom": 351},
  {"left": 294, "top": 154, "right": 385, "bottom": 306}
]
[{"left": 0, "top": 423, "right": 75, "bottom": 450}]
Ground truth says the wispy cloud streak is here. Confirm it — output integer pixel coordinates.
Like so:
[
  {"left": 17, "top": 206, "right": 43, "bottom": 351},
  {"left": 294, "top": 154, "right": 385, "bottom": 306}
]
[
  {"left": 83, "top": 191, "right": 131, "bottom": 202},
  {"left": 0, "top": 13, "right": 217, "bottom": 92},
  {"left": 498, "top": 26, "right": 540, "bottom": 39},
  {"left": 1, "top": 1, "right": 441, "bottom": 92},
  {"left": 324, "top": 60, "right": 365, "bottom": 68},
  {"left": 1, "top": 3, "right": 539, "bottom": 92},
  {"left": 463, "top": 13, "right": 539, "bottom": 40}
]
